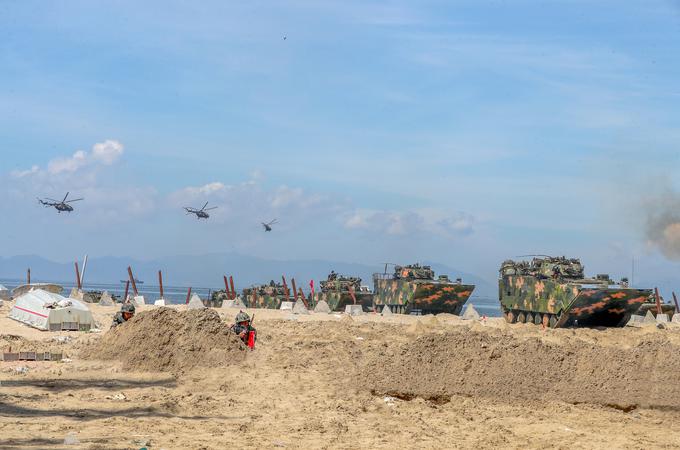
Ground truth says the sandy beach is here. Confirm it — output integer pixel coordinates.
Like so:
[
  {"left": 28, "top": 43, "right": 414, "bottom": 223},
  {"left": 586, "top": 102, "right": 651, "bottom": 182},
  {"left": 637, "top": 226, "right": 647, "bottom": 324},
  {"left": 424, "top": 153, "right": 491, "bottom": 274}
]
[{"left": 2, "top": 300, "right": 680, "bottom": 449}]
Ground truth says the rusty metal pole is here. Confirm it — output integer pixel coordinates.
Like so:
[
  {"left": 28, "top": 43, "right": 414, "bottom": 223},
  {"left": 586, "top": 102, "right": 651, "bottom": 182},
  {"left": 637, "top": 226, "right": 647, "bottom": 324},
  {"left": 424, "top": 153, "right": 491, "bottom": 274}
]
[
  {"left": 127, "top": 266, "right": 139, "bottom": 296},
  {"left": 349, "top": 285, "right": 357, "bottom": 305},
  {"left": 158, "top": 270, "right": 164, "bottom": 299},
  {"left": 185, "top": 287, "right": 192, "bottom": 304},
  {"left": 229, "top": 276, "right": 236, "bottom": 300},
  {"left": 673, "top": 292, "right": 679, "bottom": 313},
  {"left": 223, "top": 275, "right": 231, "bottom": 298},
  {"left": 291, "top": 278, "right": 298, "bottom": 301},
  {"left": 27, "top": 268, "right": 31, "bottom": 285},
  {"left": 282, "top": 276, "right": 289, "bottom": 299},
  {"left": 75, "top": 262, "right": 82, "bottom": 290},
  {"left": 299, "top": 287, "right": 308, "bottom": 308},
  {"left": 123, "top": 280, "right": 130, "bottom": 303},
  {"left": 655, "top": 287, "right": 662, "bottom": 316}
]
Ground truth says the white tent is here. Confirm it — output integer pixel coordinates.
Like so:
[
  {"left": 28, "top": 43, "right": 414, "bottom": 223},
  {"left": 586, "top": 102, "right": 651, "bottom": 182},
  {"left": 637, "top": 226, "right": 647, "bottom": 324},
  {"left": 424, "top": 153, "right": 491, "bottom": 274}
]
[{"left": 8, "top": 289, "right": 95, "bottom": 331}]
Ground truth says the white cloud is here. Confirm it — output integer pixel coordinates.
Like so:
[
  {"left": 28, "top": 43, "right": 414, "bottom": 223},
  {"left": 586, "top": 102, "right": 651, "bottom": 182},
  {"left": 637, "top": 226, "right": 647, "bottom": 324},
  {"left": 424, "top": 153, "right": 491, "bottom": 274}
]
[
  {"left": 344, "top": 209, "right": 474, "bottom": 237},
  {"left": 12, "top": 139, "right": 125, "bottom": 177},
  {"left": 10, "top": 165, "right": 39, "bottom": 178},
  {"left": 47, "top": 150, "right": 88, "bottom": 174},
  {"left": 91, "top": 140, "right": 124, "bottom": 164},
  {"left": 184, "top": 182, "right": 227, "bottom": 195}
]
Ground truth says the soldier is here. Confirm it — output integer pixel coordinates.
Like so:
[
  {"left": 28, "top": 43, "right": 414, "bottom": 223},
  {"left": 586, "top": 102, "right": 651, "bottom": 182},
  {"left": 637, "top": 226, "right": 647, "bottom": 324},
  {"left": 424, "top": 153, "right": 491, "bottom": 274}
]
[
  {"left": 111, "top": 303, "right": 135, "bottom": 328},
  {"left": 231, "top": 311, "right": 256, "bottom": 348}
]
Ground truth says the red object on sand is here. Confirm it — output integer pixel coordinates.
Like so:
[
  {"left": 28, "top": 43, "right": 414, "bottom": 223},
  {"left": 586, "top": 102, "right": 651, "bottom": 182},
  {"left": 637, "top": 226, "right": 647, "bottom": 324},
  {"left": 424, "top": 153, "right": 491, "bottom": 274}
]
[{"left": 247, "top": 331, "right": 256, "bottom": 349}]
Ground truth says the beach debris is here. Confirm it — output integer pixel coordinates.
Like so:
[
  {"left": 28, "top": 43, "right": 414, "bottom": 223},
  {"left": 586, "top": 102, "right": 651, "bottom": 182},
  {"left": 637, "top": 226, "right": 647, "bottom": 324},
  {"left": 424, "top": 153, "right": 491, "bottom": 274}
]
[
  {"left": 14, "top": 366, "right": 29, "bottom": 375},
  {"left": 61, "top": 358, "right": 73, "bottom": 363},
  {"left": 99, "top": 291, "right": 114, "bottom": 306},
  {"left": 132, "top": 295, "right": 146, "bottom": 306},
  {"left": 106, "top": 392, "right": 127, "bottom": 401},
  {"left": 626, "top": 314, "right": 644, "bottom": 327},
  {"left": 279, "top": 301, "right": 294, "bottom": 311},
  {"left": 313, "top": 300, "right": 331, "bottom": 313},
  {"left": 383, "top": 396, "right": 396, "bottom": 407},
  {"left": 188, "top": 294, "right": 206, "bottom": 310},
  {"left": 292, "top": 298, "right": 310, "bottom": 315},
  {"left": 381, "top": 304, "right": 393, "bottom": 316},
  {"left": 345, "top": 304, "right": 364, "bottom": 316},
  {"left": 462, "top": 303, "right": 480, "bottom": 320},
  {"left": 52, "top": 335, "right": 73, "bottom": 344},
  {"left": 63, "top": 432, "right": 79, "bottom": 445}
]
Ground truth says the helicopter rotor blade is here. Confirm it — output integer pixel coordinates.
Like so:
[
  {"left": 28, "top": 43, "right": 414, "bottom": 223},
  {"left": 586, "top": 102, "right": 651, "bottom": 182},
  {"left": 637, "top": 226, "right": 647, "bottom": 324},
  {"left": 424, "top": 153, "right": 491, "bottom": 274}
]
[
  {"left": 62, "top": 192, "right": 69, "bottom": 203},
  {"left": 204, "top": 206, "right": 217, "bottom": 211},
  {"left": 200, "top": 201, "right": 209, "bottom": 211},
  {"left": 66, "top": 198, "right": 83, "bottom": 203}
]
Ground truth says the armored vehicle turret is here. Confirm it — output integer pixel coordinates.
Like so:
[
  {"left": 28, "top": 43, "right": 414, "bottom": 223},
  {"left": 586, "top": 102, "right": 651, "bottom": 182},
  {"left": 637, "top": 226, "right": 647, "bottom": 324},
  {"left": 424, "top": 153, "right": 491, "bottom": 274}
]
[
  {"left": 314, "top": 271, "right": 373, "bottom": 312},
  {"left": 499, "top": 256, "right": 670, "bottom": 327},
  {"left": 373, "top": 264, "right": 475, "bottom": 315}
]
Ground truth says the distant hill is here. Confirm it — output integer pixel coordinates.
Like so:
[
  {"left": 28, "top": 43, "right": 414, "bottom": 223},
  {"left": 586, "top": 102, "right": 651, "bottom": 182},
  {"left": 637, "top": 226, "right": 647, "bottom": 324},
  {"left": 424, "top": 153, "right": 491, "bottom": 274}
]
[{"left": 0, "top": 253, "right": 497, "bottom": 299}]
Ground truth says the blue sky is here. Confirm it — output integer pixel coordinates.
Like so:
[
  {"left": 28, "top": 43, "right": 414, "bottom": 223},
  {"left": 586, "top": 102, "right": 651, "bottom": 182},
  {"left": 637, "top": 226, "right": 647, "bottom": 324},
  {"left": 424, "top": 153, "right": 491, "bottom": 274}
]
[{"left": 2, "top": 1, "right": 680, "bottom": 286}]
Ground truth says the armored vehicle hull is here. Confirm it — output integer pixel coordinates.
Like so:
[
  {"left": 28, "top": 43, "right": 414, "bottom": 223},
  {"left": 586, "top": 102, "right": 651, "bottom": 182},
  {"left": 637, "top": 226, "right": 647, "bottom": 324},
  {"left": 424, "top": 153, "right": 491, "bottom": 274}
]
[
  {"left": 499, "top": 256, "right": 668, "bottom": 327},
  {"left": 243, "top": 282, "right": 293, "bottom": 309},
  {"left": 315, "top": 272, "right": 373, "bottom": 311},
  {"left": 373, "top": 264, "right": 475, "bottom": 315},
  {"left": 313, "top": 291, "right": 374, "bottom": 312}
]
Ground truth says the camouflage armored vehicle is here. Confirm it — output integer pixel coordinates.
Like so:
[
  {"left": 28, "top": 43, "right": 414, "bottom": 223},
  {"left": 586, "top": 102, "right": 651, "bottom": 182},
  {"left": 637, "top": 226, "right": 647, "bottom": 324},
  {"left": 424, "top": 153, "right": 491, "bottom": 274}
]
[
  {"left": 373, "top": 264, "right": 475, "bottom": 315},
  {"left": 314, "top": 271, "right": 373, "bottom": 312},
  {"left": 243, "top": 280, "right": 293, "bottom": 309},
  {"left": 499, "top": 256, "right": 672, "bottom": 327}
]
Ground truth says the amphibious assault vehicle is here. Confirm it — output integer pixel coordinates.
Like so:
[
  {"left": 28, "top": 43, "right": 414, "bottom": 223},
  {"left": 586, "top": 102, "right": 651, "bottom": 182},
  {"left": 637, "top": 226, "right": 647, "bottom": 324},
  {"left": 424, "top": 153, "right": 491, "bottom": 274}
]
[
  {"left": 314, "top": 271, "right": 373, "bottom": 311},
  {"left": 499, "top": 256, "right": 671, "bottom": 327},
  {"left": 373, "top": 264, "right": 475, "bottom": 315},
  {"left": 243, "top": 280, "right": 294, "bottom": 309}
]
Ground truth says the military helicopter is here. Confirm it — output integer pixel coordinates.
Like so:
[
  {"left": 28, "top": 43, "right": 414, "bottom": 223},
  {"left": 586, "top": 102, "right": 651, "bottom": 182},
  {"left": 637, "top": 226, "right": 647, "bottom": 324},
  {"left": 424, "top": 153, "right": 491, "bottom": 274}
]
[
  {"left": 262, "top": 219, "right": 277, "bottom": 232},
  {"left": 37, "top": 192, "right": 83, "bottom": 213},
  {"left": 184, "top": 201, "right": 217, "bottom": 219}
]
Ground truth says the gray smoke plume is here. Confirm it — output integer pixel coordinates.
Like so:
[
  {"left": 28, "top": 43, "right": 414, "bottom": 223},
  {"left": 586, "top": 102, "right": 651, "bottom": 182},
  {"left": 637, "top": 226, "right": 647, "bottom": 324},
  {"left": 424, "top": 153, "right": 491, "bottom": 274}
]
[{"left": 645, "top": 188, "right": 680, "bottom": 260}]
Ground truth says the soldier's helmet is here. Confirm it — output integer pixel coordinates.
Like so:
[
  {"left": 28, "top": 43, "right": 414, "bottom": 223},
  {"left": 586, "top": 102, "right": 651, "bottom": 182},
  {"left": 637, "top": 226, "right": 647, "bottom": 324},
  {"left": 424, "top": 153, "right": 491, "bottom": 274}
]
[
  {"left": 122, "top": 303, "right": 136, "bottom": 314},
  {"left": 235, "top": 311, "right": 250, "bottom": 323}
]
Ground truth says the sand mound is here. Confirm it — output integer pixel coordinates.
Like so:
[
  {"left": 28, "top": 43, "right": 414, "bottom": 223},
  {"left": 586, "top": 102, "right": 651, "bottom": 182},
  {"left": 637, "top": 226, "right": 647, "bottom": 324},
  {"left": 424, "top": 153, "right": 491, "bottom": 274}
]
[
  {"left": 362, "top": 327, "right": 680, "bottom": 410},
  {"left": 82, "top": 307, "right": 246, "bottom": 374}
]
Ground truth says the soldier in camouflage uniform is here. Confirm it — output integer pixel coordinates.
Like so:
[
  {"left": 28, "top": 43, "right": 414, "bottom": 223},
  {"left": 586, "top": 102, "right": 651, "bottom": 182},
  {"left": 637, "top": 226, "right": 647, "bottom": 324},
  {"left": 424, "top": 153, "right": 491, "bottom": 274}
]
[
  {"left": 111, "top": 303, "right": 136, "bottom": 328},
  {"left": 230, "top": 311, "right": 256, "bottom": 344}
]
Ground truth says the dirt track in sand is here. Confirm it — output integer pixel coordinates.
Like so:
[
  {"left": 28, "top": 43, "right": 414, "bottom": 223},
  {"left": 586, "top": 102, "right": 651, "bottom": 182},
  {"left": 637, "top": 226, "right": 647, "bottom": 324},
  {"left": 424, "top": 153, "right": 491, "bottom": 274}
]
[{"left": 2, "top": 302, "right": 680, "bottom": 449}]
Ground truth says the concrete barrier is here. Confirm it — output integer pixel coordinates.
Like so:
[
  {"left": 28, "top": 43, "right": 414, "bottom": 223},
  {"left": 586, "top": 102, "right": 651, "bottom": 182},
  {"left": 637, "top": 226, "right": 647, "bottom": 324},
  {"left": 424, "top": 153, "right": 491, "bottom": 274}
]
[
  {"left": 313, "top": 300, "right": 331, "bottom": 313},
  {"left": 292, "top": 299, "right": 310, "bottom": 315},
  {"left": 280, "top": 301, "right": 294, "bottom": 311},
  {"left": 345, "top": 304, "right": 363, "bottom": 316},
  {"left": 187, "top": 294, "right": 205, "bottom": 309},
  {"left": 462, "top": 304, "right": 480, "bottom": 320},
  {"left": 626, "top": 314, "right": 644, "bottom": 327},
  {"left": 99, "top": 291, "right": 114, "bottom": 306},
  {"left": 642, "top": 310, "right": 656, "bottom": 325}
]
